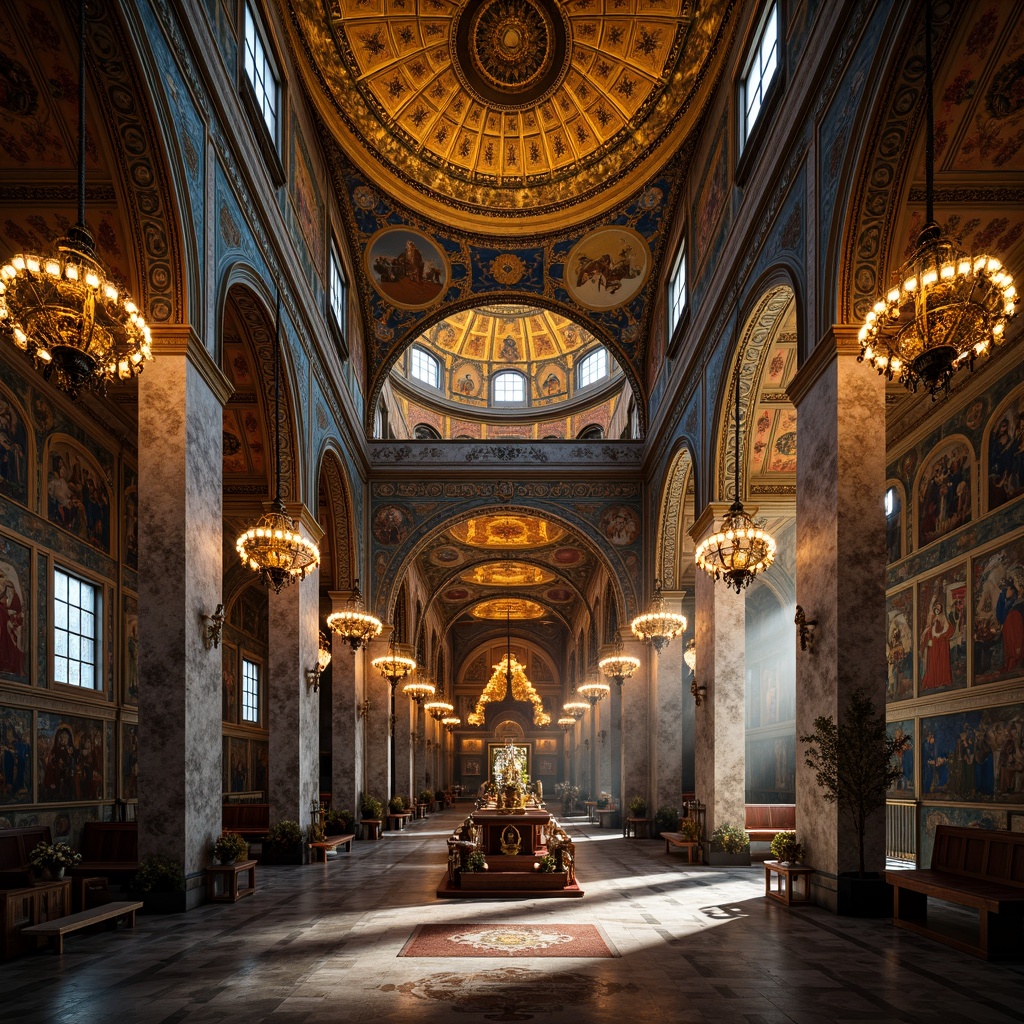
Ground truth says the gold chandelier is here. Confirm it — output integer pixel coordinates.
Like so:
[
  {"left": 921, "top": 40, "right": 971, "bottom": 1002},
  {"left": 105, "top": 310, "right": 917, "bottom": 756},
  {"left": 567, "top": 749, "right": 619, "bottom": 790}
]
[
  {"left": 598, "top": 635, "right": 641, "bottom": 687},
  {"left": 326, "top": 579, "right": 383, "bottom": 652},
  {"left": 858, "top": 2, "right": 1016, "bottom": 397},
  {"left": 577, "top": 677, "right": 610, "bottom": 705},
  {"left": 0, "top": 0, "right": 152, "bottom": 398},
  {"left": 235, "top": 297, "right": 319, "bottom": 593},
  {"left": 371, "top": 631, "right": 418, "bottom": 690},
  {"left": 467, "top": 654, "right": 551, "bottom": 726},
  {"left": 441, "top": 715, "right": 461, "bottom": 733},
  {"left": 557, "top": 715, "right": 576, "bottom": 732},
  {"left": 403, "top": 675, "right": 436, "bottom": 705},
  {"left": 425, "top": 678, "right": 456, "bottom": 721},
  {"left": 563, "top": 697, "right": 589, "bottom": 719},
  {"left": 630, "top": 579, "right": 687, "bottom": 652},
  {"left": 695, "top": 364, "right": 775, "bottom": 592}
]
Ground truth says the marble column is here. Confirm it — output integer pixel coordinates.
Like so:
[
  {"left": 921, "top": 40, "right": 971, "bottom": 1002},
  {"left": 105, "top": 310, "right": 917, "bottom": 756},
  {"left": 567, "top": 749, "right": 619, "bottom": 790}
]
[
  {"left": 328, "top": 590, "right": 363, "bottom": 816},
  {"left": 651, "top": 599, "right": 686, "bottom": 811},
  {"left": 622, "top": 660, "right": 650, "bottom": 811},
  {"left": 364, "top": 632, "right": 392, "bottom": 805},
  {"left": 137, "top": 330, "right": 231, "bottom": 909},
  {"left": 268, "top": 504, "right": 322, "bottom": 832},
  {"left": 691, "top": 506, "right": 746, "bottom": 835},
  {"left": 788, "top": 327, "right": 887, "bottom": 909},
  {"left": 395, "top": 689, "right": 414, "bottom": 800}
]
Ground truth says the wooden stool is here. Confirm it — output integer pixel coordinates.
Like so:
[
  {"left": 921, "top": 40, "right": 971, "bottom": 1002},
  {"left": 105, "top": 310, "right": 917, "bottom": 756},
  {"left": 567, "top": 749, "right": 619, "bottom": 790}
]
[
  {"left": 207, "top": 859, "right": 257, "bottom": 903},
  {"left": 764, "top": 860, "right": 814, "bottom": 906},
  {"left": 361, "top": 819, "right": 382, "bottom": 840},
  {"left": 625, "top": 817, "right": 652, "bottom": 839}
]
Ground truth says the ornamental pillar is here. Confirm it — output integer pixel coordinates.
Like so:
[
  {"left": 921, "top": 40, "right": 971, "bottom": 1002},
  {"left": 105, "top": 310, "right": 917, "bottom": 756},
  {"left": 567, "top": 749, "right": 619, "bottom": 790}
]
[
  {"left": 328, "top": 589, "right": 363, "bottom": 817},
  {"left": 364, "top": 630, "right": 394, "bottom": 805}
]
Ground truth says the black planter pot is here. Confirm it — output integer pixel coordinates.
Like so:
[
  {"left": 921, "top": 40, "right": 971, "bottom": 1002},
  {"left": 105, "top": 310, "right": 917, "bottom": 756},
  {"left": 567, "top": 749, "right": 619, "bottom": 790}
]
[{"left": 837, "top": 872, "right": 892, "bottom": 917}]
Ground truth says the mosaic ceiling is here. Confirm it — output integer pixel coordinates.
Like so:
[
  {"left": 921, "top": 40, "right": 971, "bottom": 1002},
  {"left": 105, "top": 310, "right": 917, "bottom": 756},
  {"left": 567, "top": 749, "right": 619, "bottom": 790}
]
[{"left": 290, "top": 0, "right": 734, "bottom": 227}]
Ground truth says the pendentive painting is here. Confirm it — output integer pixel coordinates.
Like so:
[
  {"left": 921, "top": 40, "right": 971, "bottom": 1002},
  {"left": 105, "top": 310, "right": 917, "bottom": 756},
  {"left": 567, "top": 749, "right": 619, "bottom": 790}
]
[
  {"left": 37, "top": 711, "right": 104, "bottom": 803},
  {"left": 0, "top": 385, "right": 30, "bottom": 507},
  {"left": 564, "top": 226, "right": 650, "bottom": 310},
  {"left": 0, "top": 534, "right": 30, "bottom": 685},
  {"left": 921, "top": 701, "right": 1023, "bottom": 804},
  {"left": 46, "top": 439, "right": 112, "bottom": 553},
  {"left": 916, "top": 563, "right": 968, "bottom": 695},
  {"left": 986, "top": 386, "right": 1024, "bottom": 513},
  {"left": 887, "top": 720, "right": 914, "bottom": 797},
  {"left": 366, "top": 228, "right": 449, "bottom": 310},
  {"left": 973, "top": 537, "right": 1024, "bottom": 685},
  {"left": 0, "top": 705, "right": 33, "bottom": 804},
  {"left": 886, "top": 587, "right": 914, "bottom": 702},
  {"left": 916, "top": 437, "right": 973, "bottom": 548}
]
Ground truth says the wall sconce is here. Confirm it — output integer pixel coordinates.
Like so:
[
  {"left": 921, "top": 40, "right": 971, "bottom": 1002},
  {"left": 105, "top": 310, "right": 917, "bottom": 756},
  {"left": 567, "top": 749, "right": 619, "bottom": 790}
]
[
  {"left": 357, "top": 698, "right": 371, "bottom": 719},
  {"left": 684, "top": 637, "right": 705, "bottom": 706},
  {"left": 795, "top": 605, "right": 818, "bottom": 652},
  {"left": 202, "top": 604, "right": 225, "bottom": 650},
  {"left": 583, "top": 737, "right": 590, "bottom": 750},
  {"left": 690, "top": 678, "right": 707, "bottom": 707},
  {"left": 306, "top": 631, "right": 332, "bottom": 692}
]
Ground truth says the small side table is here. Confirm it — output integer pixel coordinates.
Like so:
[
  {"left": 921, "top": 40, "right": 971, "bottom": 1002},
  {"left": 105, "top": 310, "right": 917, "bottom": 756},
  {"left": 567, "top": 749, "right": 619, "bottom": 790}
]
[
  {"left": 415, "top": 803, "right": 429, "bottom": 819},
  {"left": 207, "top": 859, "right": 257, "bottom": 903},
  {"left": 361, "top": 819, "right": 383, "bottom": 840},
  {"left": 764, "top": 860, "right": 814, "bottom": 907},
  {"left": 625, "top": 816, "right": 652, "bottom": 839},
  {"left": 386, "top": 812, "right": 411, "bottom": 831},
  {"left": 584, "top": 801, "right": 598, "bottom": 823}
]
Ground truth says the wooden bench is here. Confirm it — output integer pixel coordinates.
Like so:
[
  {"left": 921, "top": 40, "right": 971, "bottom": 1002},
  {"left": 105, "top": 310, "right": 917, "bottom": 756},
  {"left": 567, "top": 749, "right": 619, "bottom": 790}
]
[
  {"left": 23, "top": 900, "right": 143, "bottom": 955},
  {"left": 307, "top": 835, "right": 355, "bottom": 861},
  {"left": 744, "top": 804, "right": 796, "bottom": 844},
  {"left": 71, "top": 823, "right": 138, "bottom": 907},
  {"left": 886, "top": 825, "right": 1024, "bottom": 960},
  {"left": 221, "top": 803, "right": 270, "bottom": 840},
  {"left": 661, "top": 832, "right": 701, "bottom": 863}
]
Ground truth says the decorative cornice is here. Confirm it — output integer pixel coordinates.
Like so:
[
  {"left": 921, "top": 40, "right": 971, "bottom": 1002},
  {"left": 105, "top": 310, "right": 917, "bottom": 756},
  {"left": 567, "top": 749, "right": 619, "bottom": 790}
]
[
  {"left": 0, "top": 184, "right": 117, "bottom": 203},
  {"left": 153, "top": 324, "right": 234, "bottom": 405},
  {"left": 785, "top": 326, "right": 861, "bottom": 409},
  {"left": 369, "top": 440, "right": 643, "bottom": 468}
]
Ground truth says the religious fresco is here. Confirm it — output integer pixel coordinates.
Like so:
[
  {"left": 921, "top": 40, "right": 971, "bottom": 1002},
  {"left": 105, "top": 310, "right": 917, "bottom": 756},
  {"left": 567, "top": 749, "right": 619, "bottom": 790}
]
[
  {"left": 0, "top": 385, "right": 29, "bottom": 507},
  {"left": 599, "top": 505, "right": 639, "bottom": 547},
  {"left": 122, "top": 722, "right": 138, "bottom": 801},
  {"left": 565, "top": 227, "right": 650, "bottom": 310},
  {"left": 37, "top": 711, "right": 104, "bottom": 804},
  {"left": 252, "top": 740, "right": 268, "bottom": 796},
  {"left": 886, "top": 587, "right": 914, "bottom": 702},
  {"left": 123, "top": 462, "right": 138, "bottom": 570},
  {"left": 746, "top": 734, "right": 795, "bottom": 803},
  {"left": 222, "top": 642, "right": 238, "bottom": 724},
  {"left": 920, "top": 806, "right": 1008, "bottom": 869},
  {"left": 290, "top": 126, "right": 325, "bottom": 269},
  {"left": 916, "top": 437, "right": 973, "bottom": 548},
  {"left": 0, "top": 535, "right": 30, "bottom": 685},
  {"left": 470, "top": 599, "right": 546, "bottom": 620},
  {"left": 367, "top": 228, "right": 449, "bottom": 310},
  {"left": 123, "top": 595, "right": 138, "bottom": 705},
  {"left": 920, "top": 701, "right": 1024, "bottom": 804},
  {"left": 973, "top": 537, "right": 1024, "bottom": 686},
  {"left": 0, "top": 705, "right": 32, "bottom": 804},
  {"left": 916, "top": 563, "right": 967, "bottom": 695},
  {"left": 460, "top": 562, "right": 555, "bottom": 587},
  {"left": 986, "top": 386, "right": 1024, "bottom": 512},
  {"left": 693, "top": 116, "right": 728, "bottom": 269},
  {"left": 449, "top": 515, "right": 566, "bottom": 549},
  {"left": 887, "top": 720, "right": 915, "bottom": 798},
  {"left": 45, "top": 439, "right": 112, "bottom": 553},
  {"left": 224, "top": 736, "right": 251, "bottom": 793},
  {"left": 373, "top": 504, "right": 413, "bottom": 545},
  {"left": 6, "top": 805, "right": 100, "bottom": 843}
]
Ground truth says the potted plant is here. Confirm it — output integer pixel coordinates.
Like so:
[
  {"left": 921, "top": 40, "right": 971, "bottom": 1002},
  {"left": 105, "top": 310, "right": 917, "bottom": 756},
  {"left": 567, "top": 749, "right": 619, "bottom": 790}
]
[
  {"left": 389, "top": 794, "right": 406, "bottom": 815},
  {"left": 678, "top": 817, "right": 702, "bottom": 842},
  {"left": 29, "top": 841, "right": 81, "bottom": 881},
  {"left": 325, "top": 809, "right": 354, "bottom": 836},
  {"left": 537, "top": 854, "right": 557, "bottom": 873},
  {"left": 628, "top": 795, "right": 648, "bottom": 818},
  {"left": 132, "top": 854, "right": 185, "bottom": 913},
  {"left": 802, "top": 687, "right": 908, "bottom": 916},
  {"left": 418, "top": 788, "right": 434, "bottom": 811},
  {"left": 770, "top": 830, "right": 804, "bottom": 866},
  {"left": 653, "top": 806, "right": 680, "bottom": 836},
  {"left": 212, "top": 831, "right": 249, "bottom": 865},
  {"left": 262, "top": 819, "right": 305, "bottom": 865},
  {"left": 464, "top": 850, "right": 487, "bottom": 872},
  {"left": 359, "top": 794, "right": 384, "bottom": 839},
  {"left": 706, "top": 823, "right": 751, "bottom": 866}
]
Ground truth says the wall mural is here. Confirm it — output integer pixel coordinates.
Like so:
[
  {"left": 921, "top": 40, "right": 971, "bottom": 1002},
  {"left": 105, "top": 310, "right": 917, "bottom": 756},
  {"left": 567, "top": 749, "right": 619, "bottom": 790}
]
[
  {"left": 564, "top": 227, "right": 650, "bottom": 310},
  {"left": 367, "top": 227, "right": 449, "bottom": 310},
  {"left": 37, "top": 711, "right": 104, "bottom": 804},
  {"left": 0, "top": 535, "right": 30, "bottom": 685},
  {"left": 987, "top": 386, "right": 1024, "bottom": 513},
  {"left": 886, "top": 587, "right": 914, "bottom": 702},
  {"left": 916, "top": 562, "right": 967, "bottom": 695},
  {"left": 916, "top": 437, "right": 973, "bottom": 548},
  {"left": 46, "top": 439, "right": 112, "bottom": 553},
  {"left": 0, "top": 704, "right": 32, "bottom": 804},
  {"left": 973, "top": 536, "right": 1024, "bottom": 686},
  {"left": 0, "top": 385, "right": 29, "bottom": 507},
  {"left": 887, "top": 720, "right": 915, "bottom": 798},
  {"left": 222, "top": 642, "right": 238, "bottom": 724},
  {"left": 919, "top": 805, "right": 1008, "bottom": 868}
]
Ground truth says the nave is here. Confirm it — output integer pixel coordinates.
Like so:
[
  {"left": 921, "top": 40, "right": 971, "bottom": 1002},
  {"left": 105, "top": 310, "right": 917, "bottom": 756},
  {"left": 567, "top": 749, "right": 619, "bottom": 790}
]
[{"left": 2, "top": 804, "right": 1022, "bottom": 1024}]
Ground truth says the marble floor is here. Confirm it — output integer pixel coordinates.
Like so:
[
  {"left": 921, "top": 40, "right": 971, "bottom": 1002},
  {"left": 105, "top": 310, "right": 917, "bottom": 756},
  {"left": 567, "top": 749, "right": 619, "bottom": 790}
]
[{"left": 2, "top": 803, "right": 1022, "bottom": 1023}]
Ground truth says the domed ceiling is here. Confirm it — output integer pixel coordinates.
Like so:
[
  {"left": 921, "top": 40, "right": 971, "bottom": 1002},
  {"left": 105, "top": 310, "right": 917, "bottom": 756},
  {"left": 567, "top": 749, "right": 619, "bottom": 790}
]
[{"left": 288, "top": 0, "right": 734, "bottom": 228}]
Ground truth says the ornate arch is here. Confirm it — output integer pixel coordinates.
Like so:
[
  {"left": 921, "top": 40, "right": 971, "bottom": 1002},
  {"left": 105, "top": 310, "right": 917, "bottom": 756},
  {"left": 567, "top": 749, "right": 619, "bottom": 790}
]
[
  {"left": 316, "top": 448, "right": 355, "bottom": 591},
  {"left": 655, "top": 443, "right": 694, "bottom": 592}
]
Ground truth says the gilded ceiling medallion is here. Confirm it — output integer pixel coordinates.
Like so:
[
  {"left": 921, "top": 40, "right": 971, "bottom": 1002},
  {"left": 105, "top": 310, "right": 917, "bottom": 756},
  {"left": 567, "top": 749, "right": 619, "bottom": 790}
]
[
  {"left": 449, "top": 514, "right": 566, "bottom": 548},
  {"left": 460, "top": 561, "right": 557, "bottom": 586},
  {"left": 489, "top": 253, "right": 527, "bottom": 285},
  {"left": 470, "top": 598, "right": 547, "bottom": 619}
]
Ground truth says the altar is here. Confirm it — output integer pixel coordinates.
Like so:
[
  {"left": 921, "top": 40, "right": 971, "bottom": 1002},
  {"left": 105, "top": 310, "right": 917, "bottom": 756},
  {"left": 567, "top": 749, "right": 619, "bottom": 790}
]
[{"left": 472, "top": 809, "right": 551, "bottom": 857}]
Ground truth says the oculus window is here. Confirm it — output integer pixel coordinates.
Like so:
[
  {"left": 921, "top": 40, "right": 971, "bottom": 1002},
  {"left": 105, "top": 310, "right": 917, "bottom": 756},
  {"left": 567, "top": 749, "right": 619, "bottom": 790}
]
[
  {"left": 739, "top": 2, "right": 779, "bottom": 150},
  {"left": 54, "top": 568, "right": 101, "bottom": 689}
]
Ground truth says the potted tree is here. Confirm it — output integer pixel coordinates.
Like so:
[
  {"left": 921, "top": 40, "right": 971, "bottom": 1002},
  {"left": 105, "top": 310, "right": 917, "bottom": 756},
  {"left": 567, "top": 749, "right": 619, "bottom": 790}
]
[
  {"left": 131, "top": 854, "right": 186, "bottom": 913},
  {"left": 706, "top": 823, "right": 751, "bottom": 866},
  {"left": 653, "top": 805, "right": 681, "bottom": 837},
  {"left": 802, "top": 687, "right": 908, "bottom": 916}
]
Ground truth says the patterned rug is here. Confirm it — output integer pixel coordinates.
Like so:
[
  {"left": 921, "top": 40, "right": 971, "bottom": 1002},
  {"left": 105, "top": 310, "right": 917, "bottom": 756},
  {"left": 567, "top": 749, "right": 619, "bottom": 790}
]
[{"left": 399, "top": 923, "right": 616, "bottom": 958}]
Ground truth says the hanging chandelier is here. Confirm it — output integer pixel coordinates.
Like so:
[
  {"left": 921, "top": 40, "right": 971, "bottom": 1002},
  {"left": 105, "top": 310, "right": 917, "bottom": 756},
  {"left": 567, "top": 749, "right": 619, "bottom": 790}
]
[
  {"left": 326, "top": 579, "right": 383, "bottom": 652},
  {"left": 403, "top": 675, "right": 436, "bottom": 705},
  {"left": 599, "top": 635, "right": 641, "bottom": 687},
  {"left": 577, "top": 677, "right": 610, "bottom": 706},
  {"left": 557, "top": 715, "right": 576, "bottom": 732},
  {"left": 683, "top": 637, "right": 696, "bottom": 673},
  {"left": 695, "top": 364, "right": 776, "bottom": 592},
  {"left": 858, "top": 0, "right": 1016, "bottom": 397},
  {"left": 563, "top": 697, "right": 589, "bottom": 719},
  {"left": 0, "top": 0, "right": 153, "bottom": 398},
  {"left": 425, "top": 679, "right": 455, "bottom": 722},
  {"left": 683, "top": 637, "right": 706, "bottom": 706},
  {"left": 630, "top": 579, "right": 687, "bottom": 653},
  {"left": 370, "top": 631, "right": 418, "bottom": 690},
  {"left": 235, "top": 296, "right": 320, "bottom": 593},
  {"left": 441, "top": 715, "right": 461, "bottom": 733}
]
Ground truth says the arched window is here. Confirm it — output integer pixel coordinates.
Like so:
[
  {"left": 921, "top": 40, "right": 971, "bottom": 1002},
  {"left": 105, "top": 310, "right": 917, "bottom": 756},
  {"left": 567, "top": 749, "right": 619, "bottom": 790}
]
[
  {"left": 492, "top": 370, "right": 527, "bottom": 405},
  {"left": 885, "top": 486, "right": 901, "bottom": 563},
  {"left": 410, "top": 346, "right": 441, "bottom": 389},
  {"left": 413, "top": 423, "right": 442, "bottom": 440},
  {"left": 577, "top": 424, "right": 604, "bottom": 440},
  {"left": 576, "top": 348, "right": 608, "bottom": 389}
]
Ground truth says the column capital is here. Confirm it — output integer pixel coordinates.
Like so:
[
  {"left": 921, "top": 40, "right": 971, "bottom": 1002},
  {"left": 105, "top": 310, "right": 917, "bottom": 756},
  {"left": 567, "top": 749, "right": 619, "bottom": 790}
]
[
  {"left": 786, "top": 324, "right": 862, "bottom": 408},
  {"left": 152, "top": 324, "right": 234, "bottom": 406}
]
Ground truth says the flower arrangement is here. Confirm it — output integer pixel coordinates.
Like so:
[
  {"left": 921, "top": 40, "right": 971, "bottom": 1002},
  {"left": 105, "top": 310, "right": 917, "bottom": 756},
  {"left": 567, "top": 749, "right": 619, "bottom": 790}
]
[
  {"left": 678, "top": 816, "right": 702, "bottom": 841},
  {"left": 30, "top": 841, "right": 81, "bottom": 871},
  {"left": 418, "top": 789, "right": 434, "bottom": 806},
  {"left": 265, "top": 820, "right": 303, "bottom": 847},
  {"left": 307, "top": 819, "right": 325, "bottom": 843},
  {"left": 465, "top": 850, "right": 487, "bottom": 872},
  {"left": 710, "top": 823, "right": 750, "bottom": 853},
  {"left": 213, "top": 832, "right": 249, "bottom": 864},
  {"left": 770, "top": 831, "right": 803, "bottom": 865},
  {"left": 536, "top": 854, "right": 557, "bottom": 873},
  {"left": 325, "top": 809, "right": 354, "bottom": 835}
]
